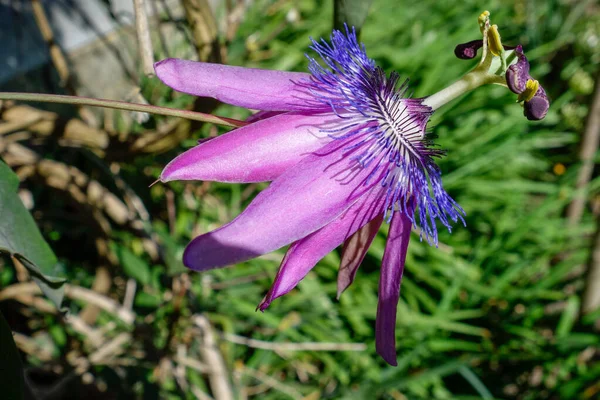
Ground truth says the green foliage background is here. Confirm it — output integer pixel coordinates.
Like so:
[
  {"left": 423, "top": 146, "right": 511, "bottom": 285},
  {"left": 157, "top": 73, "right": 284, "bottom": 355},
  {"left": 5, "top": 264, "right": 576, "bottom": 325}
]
[{"left": 1, "top": 0, "right": 599, "bottom": 399}]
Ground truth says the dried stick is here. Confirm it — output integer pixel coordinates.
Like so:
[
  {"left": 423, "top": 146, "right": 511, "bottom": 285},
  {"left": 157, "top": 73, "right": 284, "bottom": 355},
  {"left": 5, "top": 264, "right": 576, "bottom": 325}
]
[
  {"left": 568, "top": 73, "right": 600, "bottom": 316},
  {"left": 31, "top": 0, "right": 73, "bottom": 89},
  {"left": 183, "top": 0, "right": 222, "bottom": 63},
  {"left": 0, "top": 282, "right": 136, "bottom": 325},
  {"left": 12, "top": 332, "right": 54, "bottom": 361},
  {"left": 133, "top": 0, "right": 156, "bottom": 76},
  {"left": 79, "top": 266, "right": 112, "bottom": 324},
  {"left": 567, "top": 73, "right": 600, "bottom": 225},
  {"left": 31, "top": 0, "right": 97, "bottom": 125},
  {"left": 193, "top": 315, "right": 234, "bottom": 400},
  {"left": 1, "top": 105, "right": 109, "bottom": 151},
  {"left": 241, "top": 366, "right": 303, "bottom": 400},
  {"left": 582, "top": 213, "right": 600, "bottom": 316},
  {"left": 221, "top": 332, "right": 367, "bottom": 352}
]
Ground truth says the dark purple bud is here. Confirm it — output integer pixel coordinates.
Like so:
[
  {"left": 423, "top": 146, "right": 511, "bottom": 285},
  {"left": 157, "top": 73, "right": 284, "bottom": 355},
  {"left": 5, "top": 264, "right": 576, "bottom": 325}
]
[
  {"left": 454, "top": 40, "right": 484, "bottom": 59},
  {"left": 524, "top": 86, "right": 550, "bottom": 121},
  {"left": 505, "top": 45, "right": 530, "bottom": 94}
]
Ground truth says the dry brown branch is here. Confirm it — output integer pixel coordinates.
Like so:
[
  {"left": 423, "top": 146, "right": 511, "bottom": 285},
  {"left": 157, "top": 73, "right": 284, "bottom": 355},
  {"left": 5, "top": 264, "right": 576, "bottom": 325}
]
[
  {"left": 0, "top": 139, "right": 133, "bottom": 227},
  {"left": 220, "top": 332, "right": 367, "bottom": 352},
  {"left": 31, "top": 0, "right": 72, "bottom": 88},
  {"left": 191, "top": 386, "right": 216, "bottom": 400},
  {"left": 0, "top": 104, "right": 194, "bottom": 158},
  {"left": 65, "top": 314, "right": 105, "bottom": 345},
  {"left": 193, "top": 315, "right": 234, "bottom": 400},
  {"left": 31, "top": 0, "right": 97, "bottom": 125},
  {"left": 0, "top": 282, "right": 135, "bottom": 325},
  {"left": 133, "top": 0, "right": 156, "bottom": 76},
  {"left": 1, "top": 106, "right": 109, "bottom": 151},
  {"left": 71, "top": 332, "right": 132, "bottom": 374},
  {"left": 80, "top": 266, "right": 112, "bottom": 324},
  {"left": 88, "top": 332, "right": 131, "bottom": 364},
  {"left": 12, "top": 255, "right": 29, "bottom": 282},
  {"left": 575, "top": 74, "right": 600, "bottom": 317},
  {"left": 123, "top": 279, "right": 137, "bottom": 310},
  {"left": 582, "top": 213, "right": 600, "bottom": 316},
  {"left": 33, "top": 160, "right": 131, "bottom": 225},
  {"left": 12, "top": 332, "right": 54, "bottom": 361},
  {"left": 567, "top": 73, "right": 600, "bottom": 225},
  {"left": 183, "top": 0, "right": 222, "bottom": 63},
  {"left": 240, "top": 366, "right": 303, "bottom": 400},
  {"left": 175, "top": 355, "right": 210, "bottom": 374}
]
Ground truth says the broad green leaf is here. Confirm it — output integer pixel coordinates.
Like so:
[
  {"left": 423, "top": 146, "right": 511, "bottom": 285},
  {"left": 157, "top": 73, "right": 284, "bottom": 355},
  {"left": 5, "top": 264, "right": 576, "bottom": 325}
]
[
  {"left": 0, "top": 160, "right": 65, "bottom": 308},
  {"left": 0, "top": 310, "right": 25, "bottom": 400},
  {"left": 333, "top": 0, "right": 373, "bottom": 34}
]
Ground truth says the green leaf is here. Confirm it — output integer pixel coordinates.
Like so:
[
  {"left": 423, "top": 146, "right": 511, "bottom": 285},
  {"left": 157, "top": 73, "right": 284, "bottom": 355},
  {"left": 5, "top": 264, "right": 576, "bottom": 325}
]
[
  {"left": 333, "top": 0, "right": 373, "bottom": 34},
  {"left": 0, "top": 160, "right": 65, "bottom": 308},
  {"left": 556, "top": 296, "right": 580, "bottom": 338},
  {"left": 113, "top": 244, "right": 151, "bottom": 285},
  {"left": 155, "top": 229, "right": 186, "bottom": 276},
  {"left": 0, "top": 310, "right": 25, "bottom": 400}
]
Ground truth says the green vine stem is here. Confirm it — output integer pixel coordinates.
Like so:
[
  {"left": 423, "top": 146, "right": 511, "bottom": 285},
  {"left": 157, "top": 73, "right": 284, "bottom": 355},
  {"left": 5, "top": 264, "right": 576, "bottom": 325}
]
[{"left": 0, "top": 92, "right": 247, "bottom": 128}]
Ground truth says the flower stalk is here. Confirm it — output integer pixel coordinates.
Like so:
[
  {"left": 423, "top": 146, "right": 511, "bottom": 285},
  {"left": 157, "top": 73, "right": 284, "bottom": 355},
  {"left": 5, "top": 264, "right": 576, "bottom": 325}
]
[{"left": 423, "top": 69, "right": 504, "bottom": 111}]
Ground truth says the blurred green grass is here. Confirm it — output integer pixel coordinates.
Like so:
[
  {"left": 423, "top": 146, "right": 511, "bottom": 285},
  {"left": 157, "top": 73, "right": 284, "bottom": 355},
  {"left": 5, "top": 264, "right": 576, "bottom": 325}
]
[{"left": 2, "top": 0, "right": 599, "bottom": 398}]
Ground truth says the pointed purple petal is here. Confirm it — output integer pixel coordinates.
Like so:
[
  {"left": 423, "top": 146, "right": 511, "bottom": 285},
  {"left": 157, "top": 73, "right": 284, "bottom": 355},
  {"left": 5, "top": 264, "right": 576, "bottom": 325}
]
[
  {"left": 258, "top": 188, "right": 386, "bottom": 311},
  {"left": 454, "top": 40, "right": 484, "bottom": 60},
  {"left": 245, "top": 110, "right": 285, "bottom": 123},
  {"left": 154, "top": 58, "right": 311, "bottom": 111},
  {"left": 524, "top": 86, "right": 550, "bottom": 121},
  {"left": 505, "top": 45, "right": 530, "bottom": 95},
  {"left": 183, "top": 135, "right": 384, "bottom": 271},
  {"left": 161, "top": 112, "right": 333, "bottom": 183},
  {"left": 337, "top": 214, "right": 383, "bottom": 298},
  {"left": 376, "top": 209, "right": 413, "bottom": 366}
]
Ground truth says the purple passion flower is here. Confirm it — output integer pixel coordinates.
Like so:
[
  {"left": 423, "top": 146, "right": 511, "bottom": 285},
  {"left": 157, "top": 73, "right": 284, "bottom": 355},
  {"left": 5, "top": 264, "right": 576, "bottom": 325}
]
[{"left": 155, "top": 27, "right": 480, "bottom": 365}]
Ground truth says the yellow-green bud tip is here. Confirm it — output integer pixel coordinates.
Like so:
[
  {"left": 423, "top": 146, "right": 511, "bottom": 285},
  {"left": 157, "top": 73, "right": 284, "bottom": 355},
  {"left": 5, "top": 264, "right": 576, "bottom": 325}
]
[
  {"left": 488, "top": 25, "right": 503, "bottom": 56},
  {"left": 478, "top": 10, "right": 490, "bottom": 32},
  {"left": 518, "top": 79, "right": 540, "bottom": 102}
]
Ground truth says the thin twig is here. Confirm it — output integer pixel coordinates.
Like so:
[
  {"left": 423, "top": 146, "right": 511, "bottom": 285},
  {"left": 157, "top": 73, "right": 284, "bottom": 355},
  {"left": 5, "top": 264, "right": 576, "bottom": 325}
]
[
  {"left": 193, "top": 315, "right": 234, "bottom": 400},
  {"left": 12, "top": 332, "right": 54, "bottom": 361},
  {"left": 191, "top": 386, "right": 216, "bottom": 400},
  {"left": 0, "top": 92, "right": 247, "bottom": 128},
  {"left": 241, "top": 366, "right": 304, "bottom": 400},
  {"left": 0, "top": 282, "right": 135, "bottom": 325},
  {"left": 31, "top": 0, "right": 72, "bottom": 88},
  {"left": 220, "top": 332, "right": 367, "bottom": 352},
  {"left": 568, "top": 73, "right": 600, "bottom": 316},
  {"left": 567, "top": 72, "right": 600, "bottom": 225},
  {"left": 175, "top": 354, "right": 210, "bottom": 374},
  {"left": 123, "top": 279, "right": 137, "bottom": 310},
  {"left": 582, "top": 213, "right": 600, "bottom": 317},
  {"left": 133, "top": 0, "right": 155, "bottom": 76}
]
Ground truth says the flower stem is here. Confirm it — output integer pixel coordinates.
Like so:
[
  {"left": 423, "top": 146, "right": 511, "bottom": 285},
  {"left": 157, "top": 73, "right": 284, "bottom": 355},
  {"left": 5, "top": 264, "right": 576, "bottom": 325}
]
[
  {"left": 423, "top": 70, "right": 505, "bottom": 111},
  {"left": 0, "top": 92, "right": 247, "bottom": 128}
]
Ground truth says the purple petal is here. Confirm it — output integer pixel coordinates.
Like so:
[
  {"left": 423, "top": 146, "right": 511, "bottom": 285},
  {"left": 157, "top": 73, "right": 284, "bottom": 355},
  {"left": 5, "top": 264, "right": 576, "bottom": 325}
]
[
  {"left": 161, "top": 112, "right": 333, "bottom": 183},
  {"left": 154, "top": 58, "right": 311, "bottom": 111},
  {"left": 245, "top": 110, "right": 285, "bottom": 123},
  {"left": 524, "top": 86, "right": 550, "bottom": 121},
  {"left": 505, "top": 45, "right": 530, "bottom": 95},
  {"left": 258, "top": 187, "right": 386, "bottom": 311},
  {"left": 337, "top": 214, "right": 383, "bottom": 298},
  {"left": 376, "top": 209, "right": 413, "bottom": 366},
  {"left": 183, "top": 135, "right": 384, "bottom": 271},
  {"left": 454, "top": 40, "right": 484, "bottom": 60}
]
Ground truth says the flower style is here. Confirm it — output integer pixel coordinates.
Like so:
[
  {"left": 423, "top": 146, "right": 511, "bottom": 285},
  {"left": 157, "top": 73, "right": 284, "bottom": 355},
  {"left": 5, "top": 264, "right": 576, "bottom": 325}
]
[{"left": 155, "top": 12, "right": 547, "bottom": 365}]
